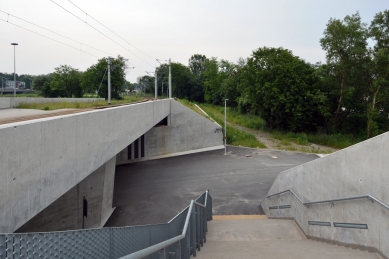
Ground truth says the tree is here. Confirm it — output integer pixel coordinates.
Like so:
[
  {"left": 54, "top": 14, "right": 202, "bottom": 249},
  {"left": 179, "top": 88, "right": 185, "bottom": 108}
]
[
  {"left": 41, "top": 65, "right": 82, "bottom": 97},
  {"left": 81, "top": 56, "right": 127, "bottom": 99},
  {"left": 366, "top": 10, "right": 389, "bottom": 137},
  {"left": 188, "top": 54, "right": 207, "bottom": 78},
  {"left": 239, "top": 47, "right": 326, "bottom": 132},
  {"left": 32, "top": 74, "right": 53, "bottom": 92},
  {"left": 320, "top": 12, "right": 369, "bottom": 131}
]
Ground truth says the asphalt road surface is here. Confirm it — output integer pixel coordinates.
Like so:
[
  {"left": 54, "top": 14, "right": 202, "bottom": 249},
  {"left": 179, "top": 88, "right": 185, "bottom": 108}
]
[{"left": 104, "top": 146, "right": 318, "bottom": 227}]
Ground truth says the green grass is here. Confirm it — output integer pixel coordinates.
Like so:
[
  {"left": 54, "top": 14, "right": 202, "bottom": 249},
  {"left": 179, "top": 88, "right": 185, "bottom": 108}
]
[
  {"left": 199, "top": 103, "right": 267, "bottom": 130},
  {"left": 17, "top": 95, "right": 146, "bottom": 110},
  {"left": 306, "top": 133, "right": 362, "bottom": 149},
  {"left": 177, "top": 99, "right": 364, "bottom": 150},
  {"left": 197, "top": 105, "right": 266, "bottom": 148}
]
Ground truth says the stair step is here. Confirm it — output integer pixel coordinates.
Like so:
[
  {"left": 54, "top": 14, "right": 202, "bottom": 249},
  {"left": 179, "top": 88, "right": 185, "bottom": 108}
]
[{"left": 196, "top": 219, "right": 381, "bottom": 259}]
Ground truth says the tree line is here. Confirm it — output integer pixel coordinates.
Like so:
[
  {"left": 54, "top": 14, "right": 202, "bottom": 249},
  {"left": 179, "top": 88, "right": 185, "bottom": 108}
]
[
  {"left": 146, "top": 10, "right": 388, "bottom": 139},
  {"left": 2, "top": 10, "right": 388, "bottom": 139}
]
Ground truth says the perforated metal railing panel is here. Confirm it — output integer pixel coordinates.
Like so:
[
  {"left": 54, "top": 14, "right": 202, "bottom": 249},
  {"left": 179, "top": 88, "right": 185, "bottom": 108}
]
[{"left": 0, "top": 190, "right": 212, "bottom": 259}]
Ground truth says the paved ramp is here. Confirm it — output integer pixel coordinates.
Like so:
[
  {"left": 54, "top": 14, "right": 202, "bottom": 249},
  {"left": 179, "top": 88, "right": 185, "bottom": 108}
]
[
  {"left": 196, "top": 218, "right": 381, "bottom": 259},
  {"left": 105, "top": 147, "right": 318, "bottom": 227}
]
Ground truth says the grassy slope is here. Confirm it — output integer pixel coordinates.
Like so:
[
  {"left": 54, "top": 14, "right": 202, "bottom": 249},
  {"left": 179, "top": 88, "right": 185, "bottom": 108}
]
[
  {"left": 181, "top": 101, "right": 362, "bottom": 150},
  {"left": 179, "top": 100, "right": 266, "bottom": 148}
]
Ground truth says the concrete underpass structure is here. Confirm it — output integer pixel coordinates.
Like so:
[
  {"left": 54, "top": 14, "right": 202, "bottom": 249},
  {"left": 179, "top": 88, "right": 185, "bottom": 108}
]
[{"left": 0, "top": 99, "right": 223, "bottom": 233}]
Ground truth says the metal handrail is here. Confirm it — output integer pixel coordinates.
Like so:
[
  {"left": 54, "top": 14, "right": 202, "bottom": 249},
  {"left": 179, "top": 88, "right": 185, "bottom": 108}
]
[
  {"left": 267, "top": 189, "right": 389, "bottom": 210},
  {"left": 120, "top": 190, "right": 209, "bottom": 259}
]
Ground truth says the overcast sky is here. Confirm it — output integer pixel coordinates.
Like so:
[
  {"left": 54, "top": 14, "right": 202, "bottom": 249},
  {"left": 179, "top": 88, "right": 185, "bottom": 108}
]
[{"left": 0, "top": 0, "right": 388, "bottom": 82}]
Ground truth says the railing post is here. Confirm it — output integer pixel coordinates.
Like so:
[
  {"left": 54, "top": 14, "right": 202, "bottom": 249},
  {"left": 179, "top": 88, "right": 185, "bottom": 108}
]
[
  {"left": 191, "top": 206, "right": 196, "bottom": 257},
  {"left": 196, "top": 206, "right": 201, "bottom": 251},
  {"left": 159, "top": 248, "right": 166, "bottom": 259},
  {"left": 199, "top": 207, "right": 203, "bottom": 247},
  {"left": 185, "top": 222, "right": 190, "bottom": 259},
  {"left": 175, "top": 241, "right": 181, "bottom": 259}
]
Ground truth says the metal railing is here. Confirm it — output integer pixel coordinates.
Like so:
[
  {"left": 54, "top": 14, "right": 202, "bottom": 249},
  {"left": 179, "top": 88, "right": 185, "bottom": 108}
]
[
  {"left": 0, "top": 190, "right": 212, "bottom": 259},
  {"left": 267, "top": 189, "right": 389, "bottom": 210}
]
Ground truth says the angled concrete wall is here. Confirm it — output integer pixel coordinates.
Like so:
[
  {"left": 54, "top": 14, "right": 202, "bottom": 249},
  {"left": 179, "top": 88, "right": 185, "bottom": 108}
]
[
  {"left": 116, "top": 100, "right": 223, "bottom": 164},
  {"left": 262, "top": 132, "right": 389, "bottom": 258},
  {"left": 0, "top": 99, "right": 170, "bottom": 233},
  {"left": 16, "top": 156, "right": 116, "bottom": 232}
]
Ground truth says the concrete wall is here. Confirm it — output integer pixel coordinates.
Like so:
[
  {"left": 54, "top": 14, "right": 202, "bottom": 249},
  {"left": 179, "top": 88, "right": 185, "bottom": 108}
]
[
  {"left": 0, "top": 97, "right": 105, "bottom": 109},
  {"left": 0, "top": 99, "right": 170, "bottom": 233},
  {"left": 116, "top": 100, "right": 223, "bottom": 164},
  {"left": 0, "top": 98, "right": 11, "bottom": 109},
  {"left": 16, "top": 156, "right": 116, "bottom": 232},
  {"left": 262, "top": 132, "right": 389, "bottom": 258}
]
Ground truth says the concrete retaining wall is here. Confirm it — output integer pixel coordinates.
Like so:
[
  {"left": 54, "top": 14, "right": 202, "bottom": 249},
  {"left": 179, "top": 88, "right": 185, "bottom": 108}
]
[
  {"left": 16, "top": 156, "right": 116, "bottom": 232},
  {"left": 0, "top": 99, "right": 170, "bottom": 233},
  {"left": 262, "top": 132, "right": 389, "bottom": 258},
  {"left": 116, "top": 100, "right": 223, "bottom": 164},
  {"left": 0, "top": 97, "right": 105, "bottom": 109},
  {"left": 0, "top": 98, "right": 11, "bottom": 109}
]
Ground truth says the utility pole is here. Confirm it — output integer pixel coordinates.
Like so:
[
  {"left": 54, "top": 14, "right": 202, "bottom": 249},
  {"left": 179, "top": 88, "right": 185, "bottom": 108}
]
[
  {"left": 108, "top": 57, "right": 111, "bottom": 104},
  {"left": 161, "top": 81, "right": 164, "bottom": 98},
  {"left": 154, "top": 68, "right": 158, "bottom": 100},
  {"left": 11, "top": 43, "right": 18, "bottom": 97},
  {"left": 169, "top": 58, "right": 172, "bottom": 98},
  {"left": 224, "top": 99, "right": 229, "bottom": 155}
]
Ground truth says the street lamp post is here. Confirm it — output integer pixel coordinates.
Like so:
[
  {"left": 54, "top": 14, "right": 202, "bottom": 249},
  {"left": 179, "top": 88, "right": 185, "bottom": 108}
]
[
  {"left": 11, "top": 43, "right": 18, "bottom": 97},
  {"left": 224, "top": 99, "right": 229, "bottom": 155}
]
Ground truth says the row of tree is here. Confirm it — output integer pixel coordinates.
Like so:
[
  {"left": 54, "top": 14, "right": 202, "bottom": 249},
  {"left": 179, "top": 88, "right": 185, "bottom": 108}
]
[
  {"left": 10, "top": 56, "right": 130, "bottom": 99},
  {"left": 138, "top": 10, "right": 388, "bottom": 138}
]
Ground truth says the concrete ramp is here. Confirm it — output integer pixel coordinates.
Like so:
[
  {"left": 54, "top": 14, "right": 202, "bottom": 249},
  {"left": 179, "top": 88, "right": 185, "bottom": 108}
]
[
  {"left": 262, "top": 131, "right": 389, "bottom": 258},
  {"left": 197, "top": 218, "right": 380, "bottom": 259}
]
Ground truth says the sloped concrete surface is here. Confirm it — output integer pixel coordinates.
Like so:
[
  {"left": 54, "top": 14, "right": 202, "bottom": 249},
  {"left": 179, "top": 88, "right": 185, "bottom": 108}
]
[
  {"left": 196, "top": 219, "right": 381, "bottom": 259},
  {"left": 262, "top": 131, "right": 389, "bottom": 258}
]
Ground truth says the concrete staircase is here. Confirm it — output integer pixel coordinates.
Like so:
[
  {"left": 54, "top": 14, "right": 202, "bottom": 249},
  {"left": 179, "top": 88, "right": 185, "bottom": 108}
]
[{"left": 196, "top": 216, "right": 381, "bottom": 259}]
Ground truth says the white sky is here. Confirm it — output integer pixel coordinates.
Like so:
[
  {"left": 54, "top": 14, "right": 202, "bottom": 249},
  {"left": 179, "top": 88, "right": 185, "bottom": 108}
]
[{"left": 0, "top": 0, "right": 388, "bottom": 82}]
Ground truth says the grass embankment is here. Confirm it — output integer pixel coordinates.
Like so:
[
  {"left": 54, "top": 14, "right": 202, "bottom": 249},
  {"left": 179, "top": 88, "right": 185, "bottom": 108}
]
[
  {"left": 179, "top": 100, "right": 266, "bottom": 148},
  {"left": 17, "top": 95, "right": 146, "bottom": 110},
  {"left": 183, "top": 101, "right": 362, "bottom": 150}
]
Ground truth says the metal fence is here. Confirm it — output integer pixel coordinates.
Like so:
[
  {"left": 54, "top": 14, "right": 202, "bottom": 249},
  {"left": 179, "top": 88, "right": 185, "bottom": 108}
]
[{"left": 0, "top": 190, "right": 212, "bottom": 259}]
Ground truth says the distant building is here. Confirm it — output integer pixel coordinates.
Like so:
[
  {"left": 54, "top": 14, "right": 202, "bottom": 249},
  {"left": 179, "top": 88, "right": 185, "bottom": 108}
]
[{"left": 5, "top": 80, "right": 25, "bottom": 89}]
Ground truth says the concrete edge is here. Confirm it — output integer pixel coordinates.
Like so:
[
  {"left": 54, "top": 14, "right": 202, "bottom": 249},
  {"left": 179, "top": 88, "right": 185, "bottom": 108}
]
[
  {"left": 268, "top": 217, "right": 387, "bottom": 259},
  {"left": 226, "top": 145, "right": 326, "bottom": 157},
  {"left": 117, "top": 145, "right": 225, "bottom": 165},
  {"left": 100, "top": 207, "right": 116, "bottom": 228},
  {"left": 213, "top": 215, "right": 268, "bottom": 220},
  {"left": 194, "top": 104, "right": 222, "bottom": 128}
]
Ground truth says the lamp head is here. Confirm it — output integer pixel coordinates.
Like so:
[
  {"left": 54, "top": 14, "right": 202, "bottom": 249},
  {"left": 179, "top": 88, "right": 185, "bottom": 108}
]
[{"left": 11, "top": 43, "right": 18, "bottom": 46}]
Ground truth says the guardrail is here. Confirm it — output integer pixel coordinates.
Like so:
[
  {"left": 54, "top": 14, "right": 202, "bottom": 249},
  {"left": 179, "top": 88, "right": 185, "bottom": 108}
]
[
  {"left": 0, "top": 190, "right": 212, "bottom": 259},
  {"left": 267, "top": 189, "right": 389, "bottom": 210}
]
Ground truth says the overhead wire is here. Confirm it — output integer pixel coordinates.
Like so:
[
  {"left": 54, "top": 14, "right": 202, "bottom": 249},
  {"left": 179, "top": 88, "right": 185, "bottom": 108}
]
[
  {"left": 67, "top": 0, "right": 157, "bottom": 63},
  {"left": 50, "top": 0, "right": 155, "bottom": 70},
  {"left": 0, "top": 18, "right": 100, "bottom": 58},
  {"left": 0, "top": 9, "right": 112, "bottom": 56}
]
